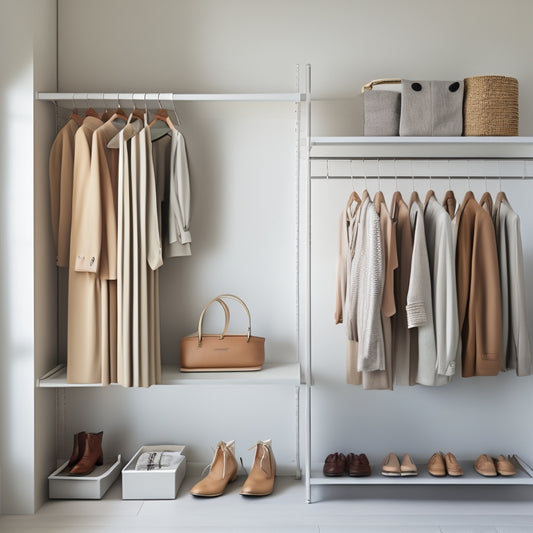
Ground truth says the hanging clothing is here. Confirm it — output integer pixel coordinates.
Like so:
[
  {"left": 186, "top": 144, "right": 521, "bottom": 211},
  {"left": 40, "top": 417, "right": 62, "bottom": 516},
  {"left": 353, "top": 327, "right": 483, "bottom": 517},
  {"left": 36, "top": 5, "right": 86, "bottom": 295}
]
[
  {"left": 360, "top": 191, "right": 397, "bottom": 391},
  {"left": 408, "top": 192, "right": 438, "bottom": 386},
  {"left": 67, "top": 115, "right": 104, "bottom": 384},
  {"left": 390, "top": 191, "right": 418, "bottom": 386},
  {"left": 424, "top": 190, "right": 459, "bottom": 385},
  {"left": 49, "top": 117, "right": 81, "bottom": 267},
  {"left": 152, "top": 129, "right": 192, "bottom": 257},
  {"left": 455, "top": 191, "right": 502, "bottom": 377},
  {"left": 89, "top": 117, "right": 124, "bottom": 385},
  {"left": 493, "top": 192, "right": 532, "bottom": 376},
  {"left": 116, "top": 116, "right": 163, "bottom": 387}
]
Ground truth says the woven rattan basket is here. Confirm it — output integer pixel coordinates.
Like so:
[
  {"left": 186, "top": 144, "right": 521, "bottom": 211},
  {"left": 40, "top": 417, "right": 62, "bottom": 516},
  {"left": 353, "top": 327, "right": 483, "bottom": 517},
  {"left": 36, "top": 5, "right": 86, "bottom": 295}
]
[{"left": 464, "top": 75, "right": 518, "bottom": 136}]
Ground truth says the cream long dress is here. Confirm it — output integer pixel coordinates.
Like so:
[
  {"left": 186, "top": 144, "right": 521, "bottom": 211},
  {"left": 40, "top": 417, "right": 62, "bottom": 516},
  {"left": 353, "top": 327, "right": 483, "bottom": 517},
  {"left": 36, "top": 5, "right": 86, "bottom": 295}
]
[
  {"left": 117, "top": 116, "right": 163, "bottom": 387},
  {"left": 67, "top": 116, "right": 103, "bottom": 383},
  {"left": 49, "top": 116, "right": 81, "bottom": 267}
]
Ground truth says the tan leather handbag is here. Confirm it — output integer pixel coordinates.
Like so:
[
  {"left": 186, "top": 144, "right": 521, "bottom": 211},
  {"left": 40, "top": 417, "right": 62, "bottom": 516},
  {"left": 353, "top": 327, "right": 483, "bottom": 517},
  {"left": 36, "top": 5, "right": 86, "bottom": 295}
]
[{"left": 180, "top": 294, "right": 265, "bottom": 372}]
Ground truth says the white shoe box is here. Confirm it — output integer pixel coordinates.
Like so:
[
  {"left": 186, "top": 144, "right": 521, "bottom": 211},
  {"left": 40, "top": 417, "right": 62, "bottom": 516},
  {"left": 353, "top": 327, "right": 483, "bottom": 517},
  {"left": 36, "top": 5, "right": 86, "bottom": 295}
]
[
  {"left": 48, "top": 455, "right": 122, "bottom": 499},
  {"left": 121, "top": 445, "right": 186, "bottom": 500}
]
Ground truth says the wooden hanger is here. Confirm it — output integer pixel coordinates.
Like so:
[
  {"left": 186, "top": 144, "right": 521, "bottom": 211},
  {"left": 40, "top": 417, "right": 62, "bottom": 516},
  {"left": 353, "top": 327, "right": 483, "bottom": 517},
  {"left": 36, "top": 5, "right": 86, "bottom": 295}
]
[{"left": 149, "top": 108, "right": 175, "bottom": 130}]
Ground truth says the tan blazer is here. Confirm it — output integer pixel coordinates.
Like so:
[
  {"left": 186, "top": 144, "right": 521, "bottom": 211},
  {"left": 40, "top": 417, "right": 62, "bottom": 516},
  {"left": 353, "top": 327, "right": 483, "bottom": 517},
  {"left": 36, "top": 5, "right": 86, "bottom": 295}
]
[{"left": 455, "top": 191, "right": 502, "bottom": 377}]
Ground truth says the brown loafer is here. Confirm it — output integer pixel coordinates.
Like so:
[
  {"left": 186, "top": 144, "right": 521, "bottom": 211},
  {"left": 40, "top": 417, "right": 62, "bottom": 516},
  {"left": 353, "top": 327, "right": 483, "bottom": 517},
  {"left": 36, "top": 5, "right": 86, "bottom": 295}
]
[
  {"left": 323, "top": 452, "right": 346, "bottom": 477},
  {"left": 428, "top": 452, "right": 446, "bottom": 477},
  {"left": 443, "top": 452, "right": 463, "bottom": 477},
  {"left": 381, "top": 452, "right": 401, "bottom": 476},
  {"left": 495, "top": 454, "right": 516, "bottom": 476},
  {"left": 347, "top": 453, "right": 371, "bottom": 477},
  {"left": 400, "top": 453, "right": 418, "bottom": 476},
  {"left": 474, "top": 454, "right": 497, "bottom": 477}
]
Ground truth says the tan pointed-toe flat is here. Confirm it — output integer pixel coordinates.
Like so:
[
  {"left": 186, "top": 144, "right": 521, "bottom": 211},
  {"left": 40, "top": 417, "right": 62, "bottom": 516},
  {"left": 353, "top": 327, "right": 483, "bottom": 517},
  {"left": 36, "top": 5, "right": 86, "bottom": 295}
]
[
  {"left": 240, "top": 439, "right": 276, "bottom": 496},
  {"left": 381, "top": 452, "right": 401, "bottom": 476},
  {"left": 400, "top": 453, "right": 418, "bottom": 476},
  {"left": 190, "top": 440, "right": 238, "bottom": 497},
  {"left": 474, "top": 453, "right": 497, "bottom": 477}
]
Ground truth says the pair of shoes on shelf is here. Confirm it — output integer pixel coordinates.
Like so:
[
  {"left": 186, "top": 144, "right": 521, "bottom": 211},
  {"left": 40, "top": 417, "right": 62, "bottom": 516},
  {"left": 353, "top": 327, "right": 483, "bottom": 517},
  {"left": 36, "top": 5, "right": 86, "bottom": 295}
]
[
  {"left": 67, "top": 431, "right": 104, "bottom": 475},
  {"left": 323, "top": 452, "right": 371, "bottom": 477},
  {"left": 381, "top": 452, "right": 417, "bottom": 476},
  {"left": 474, "top": 454, "right": 516, "bottom": 477},
  {"left": 428, "top": 452, "right": 463, "bottom": 477},
  {"left": 190, "top": 439, "right": 276, "bottom": 497}
]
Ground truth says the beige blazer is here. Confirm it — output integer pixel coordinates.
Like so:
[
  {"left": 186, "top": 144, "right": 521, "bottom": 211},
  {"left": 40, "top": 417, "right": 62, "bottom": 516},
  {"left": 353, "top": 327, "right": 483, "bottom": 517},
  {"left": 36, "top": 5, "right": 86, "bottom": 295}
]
[{"left": 49, "top": 117, "right": 79, "bottom": 267}]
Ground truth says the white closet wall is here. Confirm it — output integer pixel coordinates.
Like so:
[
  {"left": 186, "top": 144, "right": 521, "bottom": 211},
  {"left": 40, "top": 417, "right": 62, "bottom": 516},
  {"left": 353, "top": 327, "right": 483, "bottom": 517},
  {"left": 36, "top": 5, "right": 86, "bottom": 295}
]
[{"left": 0, "top": 0, "right": 57, "bottom": 514}]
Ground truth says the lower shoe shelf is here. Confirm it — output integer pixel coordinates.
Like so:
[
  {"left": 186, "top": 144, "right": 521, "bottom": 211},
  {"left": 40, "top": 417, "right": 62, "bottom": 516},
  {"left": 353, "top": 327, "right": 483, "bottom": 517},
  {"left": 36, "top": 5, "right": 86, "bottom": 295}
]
[{"left": 310, "top": 455, "right": 533, "bottom": 485}]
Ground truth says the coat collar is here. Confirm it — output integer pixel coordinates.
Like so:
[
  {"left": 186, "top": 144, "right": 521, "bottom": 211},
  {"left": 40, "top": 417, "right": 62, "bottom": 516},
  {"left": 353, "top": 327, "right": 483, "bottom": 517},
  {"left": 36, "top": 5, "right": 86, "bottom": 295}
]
[{"left": 442, "top": 190, "right": 457, "bottom": 219}]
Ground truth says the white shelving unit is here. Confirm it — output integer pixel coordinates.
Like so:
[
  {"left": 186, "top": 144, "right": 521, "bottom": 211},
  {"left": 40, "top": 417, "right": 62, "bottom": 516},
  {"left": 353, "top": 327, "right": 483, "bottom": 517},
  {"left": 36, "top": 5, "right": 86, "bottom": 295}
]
[
  {"left": 38, "top": 362, "right": 300, "bottom": 387},
  {"left": 301, "top": 66, "right": 533, "bottom": 503},
  {"left": 36, "top": 78, "right": 307, "bottom": 484}
]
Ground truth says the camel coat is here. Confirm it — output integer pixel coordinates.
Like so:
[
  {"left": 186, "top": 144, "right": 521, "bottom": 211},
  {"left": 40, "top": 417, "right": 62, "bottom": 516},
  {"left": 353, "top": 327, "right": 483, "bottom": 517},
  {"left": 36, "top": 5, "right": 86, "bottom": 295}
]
[
  {"left": 455, "top": 191, "right": 502, "bottom": 377},
  {"left": 49, "top": 117, "right": 80, "bottom": 267},
  {"left": 493, "top": 192, "right": 532, "bottom": 376},
  {"left": 67, "top": 116, "right": 104, "bottom": 383},
  {"left": 390, "top": 192, "right": 418, "bottom": 386}
]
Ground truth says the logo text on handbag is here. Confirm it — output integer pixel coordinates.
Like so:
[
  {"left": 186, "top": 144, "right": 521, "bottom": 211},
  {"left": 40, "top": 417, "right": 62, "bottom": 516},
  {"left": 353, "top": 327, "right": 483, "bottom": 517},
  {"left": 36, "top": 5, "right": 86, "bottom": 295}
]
[{"left": 214, "top": 348, "right": 229, "bottom": 351}]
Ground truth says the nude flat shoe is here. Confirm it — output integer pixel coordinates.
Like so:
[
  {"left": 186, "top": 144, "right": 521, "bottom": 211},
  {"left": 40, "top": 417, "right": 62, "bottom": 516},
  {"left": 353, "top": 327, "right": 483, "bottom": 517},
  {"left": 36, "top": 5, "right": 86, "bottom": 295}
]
[
  {"left": 495, "top": 454, "right": 516, "bottom": 476},
  {"left": 474, "top": 453, "right": 497, "bottom": 477},
  {"left": 240, "top": 439, "right": 276, "bottom": 496},
  {"left": 381, "top": 452, "right": 401, "bottom": 476},
  {"left": 190, "top": 440, "right": 238, "bottom": 497},
  {"left": 443, "top": 452, "right": 463, "bottom": 477},
  {"left": 400, "top": 453, "right": 418, "bottom": 476}
]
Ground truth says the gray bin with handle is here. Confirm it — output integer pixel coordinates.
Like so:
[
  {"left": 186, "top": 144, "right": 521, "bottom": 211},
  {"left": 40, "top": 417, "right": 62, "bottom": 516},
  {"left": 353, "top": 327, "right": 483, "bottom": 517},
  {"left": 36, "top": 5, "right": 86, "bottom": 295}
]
[{"left": 362, "top": 78, "right": 401, "bottom": 136}]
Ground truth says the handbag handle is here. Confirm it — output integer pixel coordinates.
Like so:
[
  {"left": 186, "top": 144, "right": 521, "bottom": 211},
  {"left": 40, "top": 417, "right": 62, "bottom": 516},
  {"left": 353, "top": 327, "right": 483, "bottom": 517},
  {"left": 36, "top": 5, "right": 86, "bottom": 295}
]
[
  {"left": 361, "top": 78, "right": 402, "bottom": 94},
  {"left": 197, "top": 294, "right": 252, "bottom": 345}
]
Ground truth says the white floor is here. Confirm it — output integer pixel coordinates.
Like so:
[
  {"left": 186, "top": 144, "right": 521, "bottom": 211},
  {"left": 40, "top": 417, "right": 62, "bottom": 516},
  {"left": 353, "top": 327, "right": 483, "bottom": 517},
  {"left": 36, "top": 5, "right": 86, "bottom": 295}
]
[{"left": 2, "top": 476, "right": 533, "bottom": 532}]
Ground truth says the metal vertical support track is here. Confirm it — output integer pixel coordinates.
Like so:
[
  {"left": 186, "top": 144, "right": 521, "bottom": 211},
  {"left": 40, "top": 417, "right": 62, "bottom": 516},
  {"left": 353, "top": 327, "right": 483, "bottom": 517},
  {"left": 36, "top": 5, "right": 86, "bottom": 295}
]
[
  {"left": 294, "top": 64, "right": 302, "bottom": 482},
  {"left": 303, "top": 64, "right": 312, "bottom": 504}
]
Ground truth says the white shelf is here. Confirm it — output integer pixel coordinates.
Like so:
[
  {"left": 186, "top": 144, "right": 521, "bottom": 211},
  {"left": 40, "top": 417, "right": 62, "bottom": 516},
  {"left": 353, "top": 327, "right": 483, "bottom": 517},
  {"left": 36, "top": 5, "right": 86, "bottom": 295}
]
[
  {"left": 37, "top": 362, "right": 301, "bottom": 387},
  {"left": 310, "top": 457, "right": 533, "bottom": 486},
  {"left": 36, "top": 92, "right": 306, "bottom": 103},
  {"left": 310, "top": 136, "right": 533, "bottom": 145}
]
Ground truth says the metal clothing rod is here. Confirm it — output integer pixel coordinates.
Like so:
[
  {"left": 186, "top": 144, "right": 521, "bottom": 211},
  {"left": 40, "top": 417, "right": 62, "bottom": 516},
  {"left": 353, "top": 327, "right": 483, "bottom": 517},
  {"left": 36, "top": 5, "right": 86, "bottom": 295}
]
[{"left": 36, "top": 92, "right": 305, "bottom": 103}]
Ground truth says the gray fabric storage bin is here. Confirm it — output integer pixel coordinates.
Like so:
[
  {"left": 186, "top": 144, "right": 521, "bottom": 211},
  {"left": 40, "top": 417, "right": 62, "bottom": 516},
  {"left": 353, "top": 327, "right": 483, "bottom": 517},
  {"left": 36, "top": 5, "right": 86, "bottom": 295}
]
[
  {"left": 400, "top": 79, "right": 463, "bottom": 136},
  {"left": 363, "top": 90, "right": 401, "bottom": 136}
]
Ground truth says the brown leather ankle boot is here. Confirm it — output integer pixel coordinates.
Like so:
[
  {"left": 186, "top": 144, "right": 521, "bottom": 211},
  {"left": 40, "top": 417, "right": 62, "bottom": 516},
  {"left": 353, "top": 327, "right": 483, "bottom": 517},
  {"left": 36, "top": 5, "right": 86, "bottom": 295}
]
[
  {"left": 67, "top": 431, "right": 87, "bottom": 469},
  {"left": 70, "top": 432, "right": 104, "bottom": 475},
  {"left": 190, "top": 440, "right": 238, "bottom": 497},
  {"left": 240, "top": 439, "right": 276, "bottom": 496}
]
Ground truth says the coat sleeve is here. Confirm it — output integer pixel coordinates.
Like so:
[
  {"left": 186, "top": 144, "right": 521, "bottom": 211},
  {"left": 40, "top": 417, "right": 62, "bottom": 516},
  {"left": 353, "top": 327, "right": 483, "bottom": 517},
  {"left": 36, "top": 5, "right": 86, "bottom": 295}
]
[
  {"left": 335, "top": 210, "right": 346, "bottom": 325},
  {"left": 72, "top": 130, "right": 101, "bottom": 274},
  {"left": 168, "top": 132, "right": 191, "bottom": 246}
]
